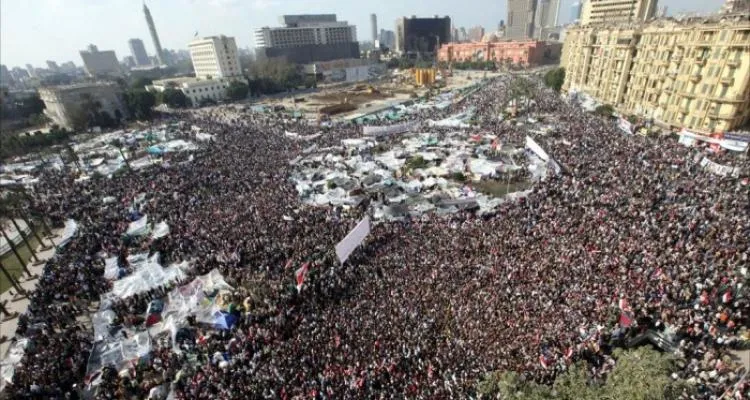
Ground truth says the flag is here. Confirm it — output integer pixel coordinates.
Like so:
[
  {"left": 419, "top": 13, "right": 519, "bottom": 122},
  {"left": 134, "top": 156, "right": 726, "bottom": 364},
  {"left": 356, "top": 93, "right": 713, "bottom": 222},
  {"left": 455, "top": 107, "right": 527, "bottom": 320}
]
[
  {"left": 564, "top": 347, "right": 573, "bottom": 359},
  {"left": 619, "top": 312, "right": 633, "bottom": 328},
  {"left": 295, "top": 262, "right": 310, "bottom": 292},
  {"left": 618, "top": 298, "right": 632, "bottom": 312},
  {"left": 722, "top": 291, "right": 732, "bottom": 304},
  {"left": 539, "top": 355, "right": 550, "bottom": 369}
]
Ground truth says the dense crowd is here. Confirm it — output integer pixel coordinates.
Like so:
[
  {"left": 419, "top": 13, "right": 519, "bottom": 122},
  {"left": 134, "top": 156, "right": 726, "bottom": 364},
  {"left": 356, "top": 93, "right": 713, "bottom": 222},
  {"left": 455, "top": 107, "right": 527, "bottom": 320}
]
[{"left": 3, "top": 75, "right": 749, "bottom": 399}]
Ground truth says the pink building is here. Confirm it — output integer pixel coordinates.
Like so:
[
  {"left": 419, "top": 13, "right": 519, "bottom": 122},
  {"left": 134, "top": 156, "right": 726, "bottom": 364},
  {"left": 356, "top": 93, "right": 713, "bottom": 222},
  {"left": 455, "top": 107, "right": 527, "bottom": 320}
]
[{"left": 438, "top": 40, "right": 561, "bottom": 66}]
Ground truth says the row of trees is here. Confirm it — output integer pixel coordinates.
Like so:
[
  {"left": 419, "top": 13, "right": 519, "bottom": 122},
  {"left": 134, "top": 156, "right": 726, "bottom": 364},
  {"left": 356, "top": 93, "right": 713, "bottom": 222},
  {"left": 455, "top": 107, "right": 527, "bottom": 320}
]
[
  {"left": 478, "top": 347, "right": 693, "bottom": 399},
  {"left": 0, "top": 124, "right": 72, "bottom": 160}
]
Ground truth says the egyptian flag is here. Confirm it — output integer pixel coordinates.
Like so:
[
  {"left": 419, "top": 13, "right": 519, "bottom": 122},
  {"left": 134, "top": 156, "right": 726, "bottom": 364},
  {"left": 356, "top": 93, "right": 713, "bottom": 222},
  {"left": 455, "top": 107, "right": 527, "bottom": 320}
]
[
  {"left": 539, "top": 354, "right": 551, "bottom": 369},
  {"left": 619, "top": 312, "right": 633, "bottom": 328},
  {"left": 722, "top": 291, "right": 732, "bottom": 304},
  {"left": 564, "top": 347, "right": 574, "bottom": 360},
  {"left": 295, "top": 262, "right": 310, "bottom": 292}
]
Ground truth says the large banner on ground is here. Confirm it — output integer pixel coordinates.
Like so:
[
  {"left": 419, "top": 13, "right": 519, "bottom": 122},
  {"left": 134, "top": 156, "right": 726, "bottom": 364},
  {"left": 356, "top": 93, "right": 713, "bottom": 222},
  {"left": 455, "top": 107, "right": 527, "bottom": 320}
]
[
  {"left": 700, "top": 157, "right": 741, "bottom": 178},
  {"left": 525, "top": 136, "right": 550, "bottom": 162},
  {"left": 362, "top": 121, "right": 419, "bottom": 137},
  {"left": 335, "top": 216, "right": 371, "bottom": 263},
  {"left": 617, "top": 118, "right": 633, "bottom": 135}
]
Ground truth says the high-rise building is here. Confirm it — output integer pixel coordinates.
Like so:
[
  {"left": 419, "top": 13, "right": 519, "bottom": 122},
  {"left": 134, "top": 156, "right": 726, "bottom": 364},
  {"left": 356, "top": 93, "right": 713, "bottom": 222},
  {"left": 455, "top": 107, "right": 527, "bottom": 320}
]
[
  {"left": 507, "top": 0, "right": 537, "bottom": 39},
  {"left": 80, "top": 44, "right": 121, "bottom": 77},
  {"left": 129, "top": 38, "right": 151, "bottom": 66},
  {"left": 11, "top": 67, "right": 30, "bottom": 81},
  {"left": 580, "top": 0, "right": 658, "bottom": 26},
  {"left": 188, "top": 35, "right": 242, "bottom": 79},
  {"left": 379, "top": 29, "right": 396, "bottom": 48},
  {"left": 721, "top": 0, "right": 750, "bottom": 13},
  {"left": 0, "top": 65, "right": 11, "bottom": 84},
  {"left": 371, "top": 14, "right": 378, "bottom": 42},
  {"left": 570, "top": 1, "right": 583, "bottom": 23},
  {"left": 123, "top": 56, "right": 137, "bottom": 68},
  {"left": 468, "top": 26, "right": 486, "bottom": 42},
  {"left": 534, "top": 0, "right": 561, "bottom": 39},
  {"left": 143, "top": 3, "right": 166, "bottom": 66},
  {"left": 395, "top": 15, "right": 451, "bottom": 55},
  {"left": 562, "top": 15, "right": 750, "bottom": 133},
  {"left": 255, "top": 15, "right": 359, "bottom": 63},
  {"left": 25, "top": 64, "right": 37, "bottom": 78},
  {"left": 459, "top": 27, "right": 468, "bottom": 42},
  {"left": 46, "top": 61, "right": 59, "bottom": 72}
]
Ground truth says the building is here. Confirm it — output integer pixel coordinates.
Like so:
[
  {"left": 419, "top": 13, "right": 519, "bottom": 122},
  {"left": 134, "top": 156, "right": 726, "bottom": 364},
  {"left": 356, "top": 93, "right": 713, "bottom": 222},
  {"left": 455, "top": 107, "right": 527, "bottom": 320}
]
[
  {"left": 301, "top": 58, "right": 385, "bottom": 83},
  {"left": 395, "top": 15, "right": 451, "bottom": 55},
  {"left": 80, "top": 44, "right": 121, "bottom": 77},
  {"left": 11, "top": 67, "right": 30, "bottom": 81},
  {"left": 129, "top": 38, "right": 151, "bottom": 66},
  {"left": 188, "top": 35, "right": 242, "bottom": 79},
  {"left": 459, "top": 27, "right": 468, "bottom": 42},
  {"left": 379, "top": 29, "right": 396, "bottom": 48},
  {"left": 25, "top": 64, "right": 37, "bottom": 78},
  {"left": 143, "top": 3, "right": 166, "bottom": 66},
  {"left": 255, "top": 14, "right": 359, "bottom": 64},
  {"left": 468, "top": 26, "right": 486, "bottom": 42},
  {"left": 561, "top": 14, "right": 750, "bottom": 133},
  {"left": 580, "top": 0, "right": 658, "bottom": 26},
  {"left": 0, "top": 65, "right": 11, "bottom": 84},
  {"left": 371, "top": 14, "right": 378, "bottom": 43},
  {"left": 147, "top": 77, "right": 232, "bottom": 107},
  {"left": 534, "top": 0, "right": 561, "bottom": 39},
  {"left": 507, "top": 0, "right": 537, "bottom": 39},
  {"left": 570, "top": 1, "right": 583, "bottom": 23},
  {"left": 46, "top": 61, "right": 59, "bottom": 72},
  {"left": 438, "top": 39, "right": 562, "bottom": 65},
  {"left": 123, "top": 56, "right": 137, "bottom": 68},
  {"left": 38, "top": 82, "right": 129, "bottom": 129},
  {"left": 722, "top": 0, "right": 750, "bottom": 13},
  {"left": 60, "top": 62, "right": 77, "bottom": 74}
]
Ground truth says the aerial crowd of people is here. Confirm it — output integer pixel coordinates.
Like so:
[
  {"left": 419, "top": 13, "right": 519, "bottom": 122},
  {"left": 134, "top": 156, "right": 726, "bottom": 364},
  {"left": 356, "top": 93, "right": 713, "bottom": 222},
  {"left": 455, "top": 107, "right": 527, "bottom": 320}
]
[{"left": 2, "top": 74, "right": 749, "bottom": 399}]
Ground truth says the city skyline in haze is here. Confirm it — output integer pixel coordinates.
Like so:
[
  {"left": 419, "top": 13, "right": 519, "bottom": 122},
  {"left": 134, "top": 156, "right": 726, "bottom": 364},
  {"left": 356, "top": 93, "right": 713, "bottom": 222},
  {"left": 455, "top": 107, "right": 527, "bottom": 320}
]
[{"left": 1, "top": 0, "right": 722, "bottom": 68}]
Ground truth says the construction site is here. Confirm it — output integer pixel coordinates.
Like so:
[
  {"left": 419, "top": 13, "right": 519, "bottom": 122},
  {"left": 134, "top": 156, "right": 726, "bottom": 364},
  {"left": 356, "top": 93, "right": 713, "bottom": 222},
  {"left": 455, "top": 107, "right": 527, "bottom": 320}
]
[{"left": 255, "top": 69, "right": 503, "bottom": 120}]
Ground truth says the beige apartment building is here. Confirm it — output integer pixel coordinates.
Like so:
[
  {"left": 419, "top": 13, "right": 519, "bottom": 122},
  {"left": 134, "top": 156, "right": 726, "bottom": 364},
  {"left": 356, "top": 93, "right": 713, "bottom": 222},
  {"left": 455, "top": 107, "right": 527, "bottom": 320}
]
[
  {"left": 562, "top": 14, "right": 750, "bottom": 133},
  {"left": 580, "top": 0, "right": 658, "bottom": 26}
]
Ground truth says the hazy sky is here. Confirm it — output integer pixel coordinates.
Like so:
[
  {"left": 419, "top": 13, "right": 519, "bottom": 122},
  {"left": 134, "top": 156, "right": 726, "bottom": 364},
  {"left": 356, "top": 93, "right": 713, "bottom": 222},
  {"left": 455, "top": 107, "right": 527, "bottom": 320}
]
[{"left": 1, "top": 0, "right": 721, "bottom": 68}]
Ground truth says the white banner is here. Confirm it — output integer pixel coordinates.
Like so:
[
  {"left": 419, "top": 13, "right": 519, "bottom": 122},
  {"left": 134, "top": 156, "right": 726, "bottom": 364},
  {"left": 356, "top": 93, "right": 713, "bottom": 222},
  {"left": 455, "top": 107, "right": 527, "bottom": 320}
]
[
  {"left": 362, "top": 121, "right": 419, "bottom": 137},
  {"left": 335, "top": 216, "right": 371, "bottom": 263},
  {"left": 617, "top": 118, "right": 633, "bottom": 135},
  {"left": 700, "top": 157, "right": 740, "bottom": 178},
  {"left": 525, "top": 136, "right": 550, "bottom": 162}
]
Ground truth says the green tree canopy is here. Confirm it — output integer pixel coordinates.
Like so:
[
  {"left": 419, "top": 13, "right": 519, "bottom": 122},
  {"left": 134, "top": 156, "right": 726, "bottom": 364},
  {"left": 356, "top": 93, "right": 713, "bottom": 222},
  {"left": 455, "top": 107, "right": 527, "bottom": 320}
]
[
  {"left": 594, "top": 104, "right": 616, "bottom": 118},
  {"left": 158, "top": 88, "right": 190, "bottom": 108},
  {"left": 225, "top": 81, "right": 249, "bottom": 101},
  {"left": 478, "top": 347, "right": 694, "bottom": 400},
  {"left": 125, "top": 89, "right": 156, "bottom": 120},
  {"left": 543, "top": 67, "right": 566, "bottom": 92}
]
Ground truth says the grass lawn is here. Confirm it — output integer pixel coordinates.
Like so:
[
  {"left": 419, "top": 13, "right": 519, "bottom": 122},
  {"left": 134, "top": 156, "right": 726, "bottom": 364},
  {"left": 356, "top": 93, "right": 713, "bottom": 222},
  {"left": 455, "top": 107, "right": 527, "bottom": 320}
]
[{"left": 0, "top": 233, "right": 42, "bottom": 294}]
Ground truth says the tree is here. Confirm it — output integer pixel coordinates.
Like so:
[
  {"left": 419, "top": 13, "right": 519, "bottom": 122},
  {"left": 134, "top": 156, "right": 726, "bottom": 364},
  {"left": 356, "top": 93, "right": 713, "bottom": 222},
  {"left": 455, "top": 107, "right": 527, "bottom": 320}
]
[
  {"left": 225, "top": 81, "right": 249, "bottom": 101},
  {"left": 594, "top": 104, "right": 616, "bottom": 118},
  {"left": 478, "top": 347, "right": 694, "bottom": 400},
  {"left": 130, "top": 77, "right": 154, "bottom": 90},
  {"left": 158, "top": 88, "right": 190, "bottom": 108},
  {"left": 125, "top": 89, "right": 156, "bottom": 120},
  {"left": 543, "top": 67, "right": 566, "bottom": 92}
]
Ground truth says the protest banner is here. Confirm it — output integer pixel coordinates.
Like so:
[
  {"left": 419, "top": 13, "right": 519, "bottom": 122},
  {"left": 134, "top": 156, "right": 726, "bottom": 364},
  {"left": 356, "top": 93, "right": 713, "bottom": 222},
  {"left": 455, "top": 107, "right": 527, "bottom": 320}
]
[{"left": 335, "top": 216, "right": 371, "bottom": 263}]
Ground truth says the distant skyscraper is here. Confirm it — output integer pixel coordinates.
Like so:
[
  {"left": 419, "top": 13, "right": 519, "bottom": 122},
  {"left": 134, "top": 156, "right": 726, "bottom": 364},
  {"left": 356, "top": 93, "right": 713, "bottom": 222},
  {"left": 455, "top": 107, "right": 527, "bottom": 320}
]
[
  {"left": 570, "top": 1, "right": 583, "bottom": 23},
  {"left": 188, "top": 35, "right": 242, "bottom": 79},
  {"left": 143, "top": 3, "right": 165, "bottom": 65},
  {"left": 534, "top": 0, "right": 561, "bottom": 38},
  {"left": 507, "top": 0, "right": 537, "bottom": 39},
  {"left": 468, "top": 26, "right": 486, "bottom": 42},
  {"left": 46, "top": 61, "right": 59, "bottom": 72},
  {"left": 129, "top": 38, "right": 151, "bottom": 66},
  {"left": 371, "top": 14, "right": 378, "bottom": 42},
  {"left": 0, "top": 65, "right": 11, "bottom": 83},
  {"left": 80, "top": 44, "right": 121, "bottom": 77},
  {"left": 25, "top": 64, "right": 36, "bottom": 78},
  {"left": 459, "top": 27, "right": 468, "bottom": 42}
]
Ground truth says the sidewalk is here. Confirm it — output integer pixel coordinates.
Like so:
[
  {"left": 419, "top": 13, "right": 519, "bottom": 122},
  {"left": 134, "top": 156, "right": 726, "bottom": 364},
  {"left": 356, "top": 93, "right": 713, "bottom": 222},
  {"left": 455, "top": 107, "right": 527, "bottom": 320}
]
[{"left": 0, "top": 229, "right": 63, "bottom": 357}]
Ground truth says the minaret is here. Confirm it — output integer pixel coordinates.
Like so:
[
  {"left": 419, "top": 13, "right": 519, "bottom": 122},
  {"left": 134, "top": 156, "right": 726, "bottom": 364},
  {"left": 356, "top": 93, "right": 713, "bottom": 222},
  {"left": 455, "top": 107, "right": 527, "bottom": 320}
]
[{"left": 143, "top": 2, "right": 165, "bottom": 66}]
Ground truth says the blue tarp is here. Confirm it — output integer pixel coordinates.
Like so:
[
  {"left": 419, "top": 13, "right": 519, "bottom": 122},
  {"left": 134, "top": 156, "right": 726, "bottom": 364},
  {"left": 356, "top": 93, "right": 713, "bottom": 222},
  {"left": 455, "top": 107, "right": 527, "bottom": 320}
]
[{"left": 147, "top": 146, "right": 165, "bottom": 155}]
